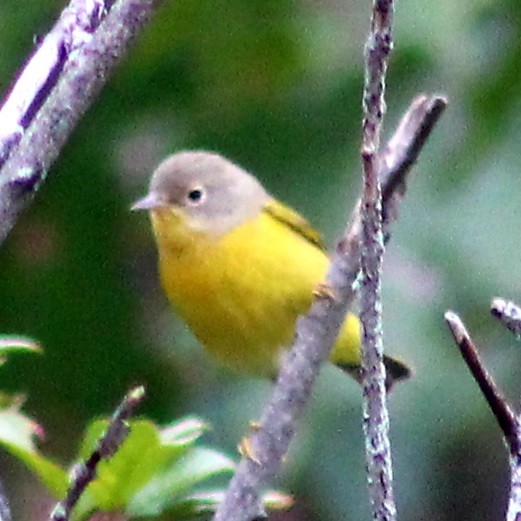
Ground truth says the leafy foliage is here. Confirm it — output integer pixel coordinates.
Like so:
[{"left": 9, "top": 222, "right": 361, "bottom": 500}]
[{"left": 0, "top": 411, "right": 290, "bottom": 520}]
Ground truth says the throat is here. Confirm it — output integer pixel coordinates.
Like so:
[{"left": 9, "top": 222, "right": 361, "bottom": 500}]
[{"left": 151, "top": 211, "right": 216, "bottom": 258}]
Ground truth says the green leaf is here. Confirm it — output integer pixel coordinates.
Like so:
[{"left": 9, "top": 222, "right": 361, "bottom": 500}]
[
  {"left": 159, "top": 490, "right": 224, "bottom": 519},
  {"left": 0, "top": 336, "right": 41, "bottom": 366},
  {"left": 79, "top": 420, "right": 166, "bottom": 510},
  {"left": 74, "top": 417, "right": 207, "bottom": 516},
  {"left": 128, "top": 447, "right": 236, "bottom": 517},
  {"left": 1, "top": 440, "right": 67, "bottom": 497},
  {"left": 163, "top": 489, "right": 294, "bottom": 520},
  {"left": 0, "top": 336, "right": 41, "bottom": 354},
  {"left": 160, "top": 416, "right": 209, "bottom": 446},
  {"left": 0, "top": 396, "right": 67, "bottom": 497},
  {"left": 0, "top": 395, "right": 40, "bottom": 451}
]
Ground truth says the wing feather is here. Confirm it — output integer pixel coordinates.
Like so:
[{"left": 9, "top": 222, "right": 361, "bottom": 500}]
[{"left": 263, "top": 199, "right": 325, "bottom": 251}]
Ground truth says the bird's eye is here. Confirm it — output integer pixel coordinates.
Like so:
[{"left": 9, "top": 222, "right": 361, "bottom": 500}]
[{"left": 187, "top": 187, "right": 204, "bottom": 204}]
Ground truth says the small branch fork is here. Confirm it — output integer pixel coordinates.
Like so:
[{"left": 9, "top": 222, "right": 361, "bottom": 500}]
[
  {"left": 444, "top": 300, "right": 521, "bottom": 521},
  {"left": 50, "top": 386, "right": 145, "bottom": 521},
  {"left": 213, "top": 94, "right": 446, "bottom": 521}
]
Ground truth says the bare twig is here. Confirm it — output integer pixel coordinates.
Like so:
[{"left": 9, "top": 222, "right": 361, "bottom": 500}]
[
  {"left": 50, "top": 386, "right": 145, "bottom": 521},
  {"left": 0, "top": 0, "right": 164, "bottom": 246},
  {"left": 212, "top": 94, "right": 446, "bottom": 521},
  {"left": 491, "top": 298, "right": 521, "bottom": 339},
  {"left": 445, "top": 310, "right": 521, "bottom": 521},
  {"left": 359, "top": 1, "right": 396, "bottom": 519},
  {"left": 0, "top": 479, "right": 11, "bottom": 521},
  {"left": 444, "top": 311, "right": 517, "bottom": 453},
  {"left": 507, "top": 430, "right": 521, "bottom": 521},
  {"left": 380, "top": 94, "right": 447, "bottom": 236}
]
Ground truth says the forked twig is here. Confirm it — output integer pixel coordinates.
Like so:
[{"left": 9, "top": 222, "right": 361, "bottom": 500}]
[{"left": 213, "top": 94, "right": 446, "bottom": 521}]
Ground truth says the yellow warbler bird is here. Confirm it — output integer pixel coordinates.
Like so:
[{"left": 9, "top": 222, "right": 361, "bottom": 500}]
[{"left": 132, "top": 151, "right": 410, "bottom": 388}]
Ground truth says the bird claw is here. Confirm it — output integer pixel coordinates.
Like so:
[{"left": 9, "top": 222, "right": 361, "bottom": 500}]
[
  {"left": 238, "top": 436, "right": 261, "bottom": 464},
  {"left": 312, "top": 282, "right": 338, "bottom": 301}
]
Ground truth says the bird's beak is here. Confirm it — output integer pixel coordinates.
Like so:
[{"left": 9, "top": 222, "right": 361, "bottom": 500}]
[{"left": 131, "top": 192, "right": 164, "bottom": 211}]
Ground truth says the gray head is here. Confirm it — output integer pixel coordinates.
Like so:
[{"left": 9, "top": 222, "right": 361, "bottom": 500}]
[{"left": 132, "top": 151, "right": 269, "bottom": 235}]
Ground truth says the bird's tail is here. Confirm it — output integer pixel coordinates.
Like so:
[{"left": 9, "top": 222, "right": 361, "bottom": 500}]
[{"left": 337, "top": 355, "right": 412, "bottom": 391}]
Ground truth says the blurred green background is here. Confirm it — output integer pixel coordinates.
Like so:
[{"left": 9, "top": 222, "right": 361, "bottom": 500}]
[{"left": 1, "top": 0, "right": 521, "bottom": 519}]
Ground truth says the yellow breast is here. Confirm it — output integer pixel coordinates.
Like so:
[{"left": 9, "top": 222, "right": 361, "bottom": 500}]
[{"left": 151, "top": 205, "right": 332, "bottom": 376}]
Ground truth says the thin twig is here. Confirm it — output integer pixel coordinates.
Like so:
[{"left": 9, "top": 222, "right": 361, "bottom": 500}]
[
  {"left": 445, "top": 310, "right": 521, "bottom": 520},
  {"left": 380, "top": 94, "right": 447, "bottom": 236},
  {"left": 212, "top": 94, "right": 446, "bottom": 521},
  {"left": 360, "top": 1, "right": 396, "bottom": 519},
  {"left": 0, "top": 479, "right": 12, "bottom": 521},
  {"left": 507, "top": 429, "right": 521, "bottom": 521},
  {"left": 50, "top": 386, "right": 145, "bottom": 521},
  {"left": 0, "top": 0, "right": 164, "bottom": 246},
  {"left": 491, "top": 298, "right": 521, "bottom": 339},
  {"left": 444, "top": 311, "right": 518, "bottom": 453}
]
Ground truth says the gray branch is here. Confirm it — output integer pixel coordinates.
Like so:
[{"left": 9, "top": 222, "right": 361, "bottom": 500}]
[
  {"left": 360, "top": 1, "right": 396, "bottom": 519},
  {"left": 0, "top": 0, "right": 164, "bottom": 246},
  {"left": 212, "top": 94, "right": 446, "bottom": 521},
  {"left": 0, "top": 0, "right": 106, "bottom": 167}
]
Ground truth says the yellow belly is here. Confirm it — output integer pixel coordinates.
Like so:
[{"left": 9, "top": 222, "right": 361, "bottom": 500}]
[{"left": 152, "top": 208, "right": 361, "bottom": 376}]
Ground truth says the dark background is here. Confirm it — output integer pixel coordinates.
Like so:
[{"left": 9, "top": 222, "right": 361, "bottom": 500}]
[{"left": 1, "top": 1, "right": 520, "bottom": 519}]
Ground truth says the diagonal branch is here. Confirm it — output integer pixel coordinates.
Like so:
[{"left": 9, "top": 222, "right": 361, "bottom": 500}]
[
  {"left": 444, "top": 311, "right": 518, "bottom": 453},
  {"left": 380, "top": 94, "right": 446, "bottom": 235},
  {"left": 50, "top": 386, "right": 145, "bottom": 521},
  {"left": 0, "top": 0, "right": 107, "bottom": 168},
  {"left": 444, "top": 310, "right": 521, "bottom": 521},
  {"left": 213, "top": 94, "right": 446, "bottom": 521},
  {"left": 0, "top": 0, "right": 164, "bottom": 246}
]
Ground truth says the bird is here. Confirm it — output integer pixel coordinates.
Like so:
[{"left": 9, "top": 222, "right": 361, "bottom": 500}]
[{"left": 132, "top": 150, "right": 410, "bottom": 388}]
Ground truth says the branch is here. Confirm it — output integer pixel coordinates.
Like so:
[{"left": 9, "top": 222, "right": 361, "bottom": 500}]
[
  {"left": 0, "top": 479, "right": 11, "bottom": 521},
  {"left": 212, "top": 94, "right": 446, "bottom": 521},
  {"left": 50, "top": 386, "right": 145, "bottom": 521},
  {"left": 359, "top": 0, "right": 396, "bottom": 519},
  {"left": 507, "top": 434, "right": 521, "bottom": 521},
  {"left": 444, "top": 311, "right": 517, "bottom": 453},
  {"left": 380, "top": 94, "right": 447, "bottom": 237},
  {"left": 0, "top": 0, "right": 164, "bottom": 246},
  {"left": 0, "top": 0, "right": 106, "bottom": 167},
  {"left": 444, "top": 311, "right": 521, "bottom": 521},
  {"left": 491, "top": 298, "right": 521, "bottom": 339}
]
